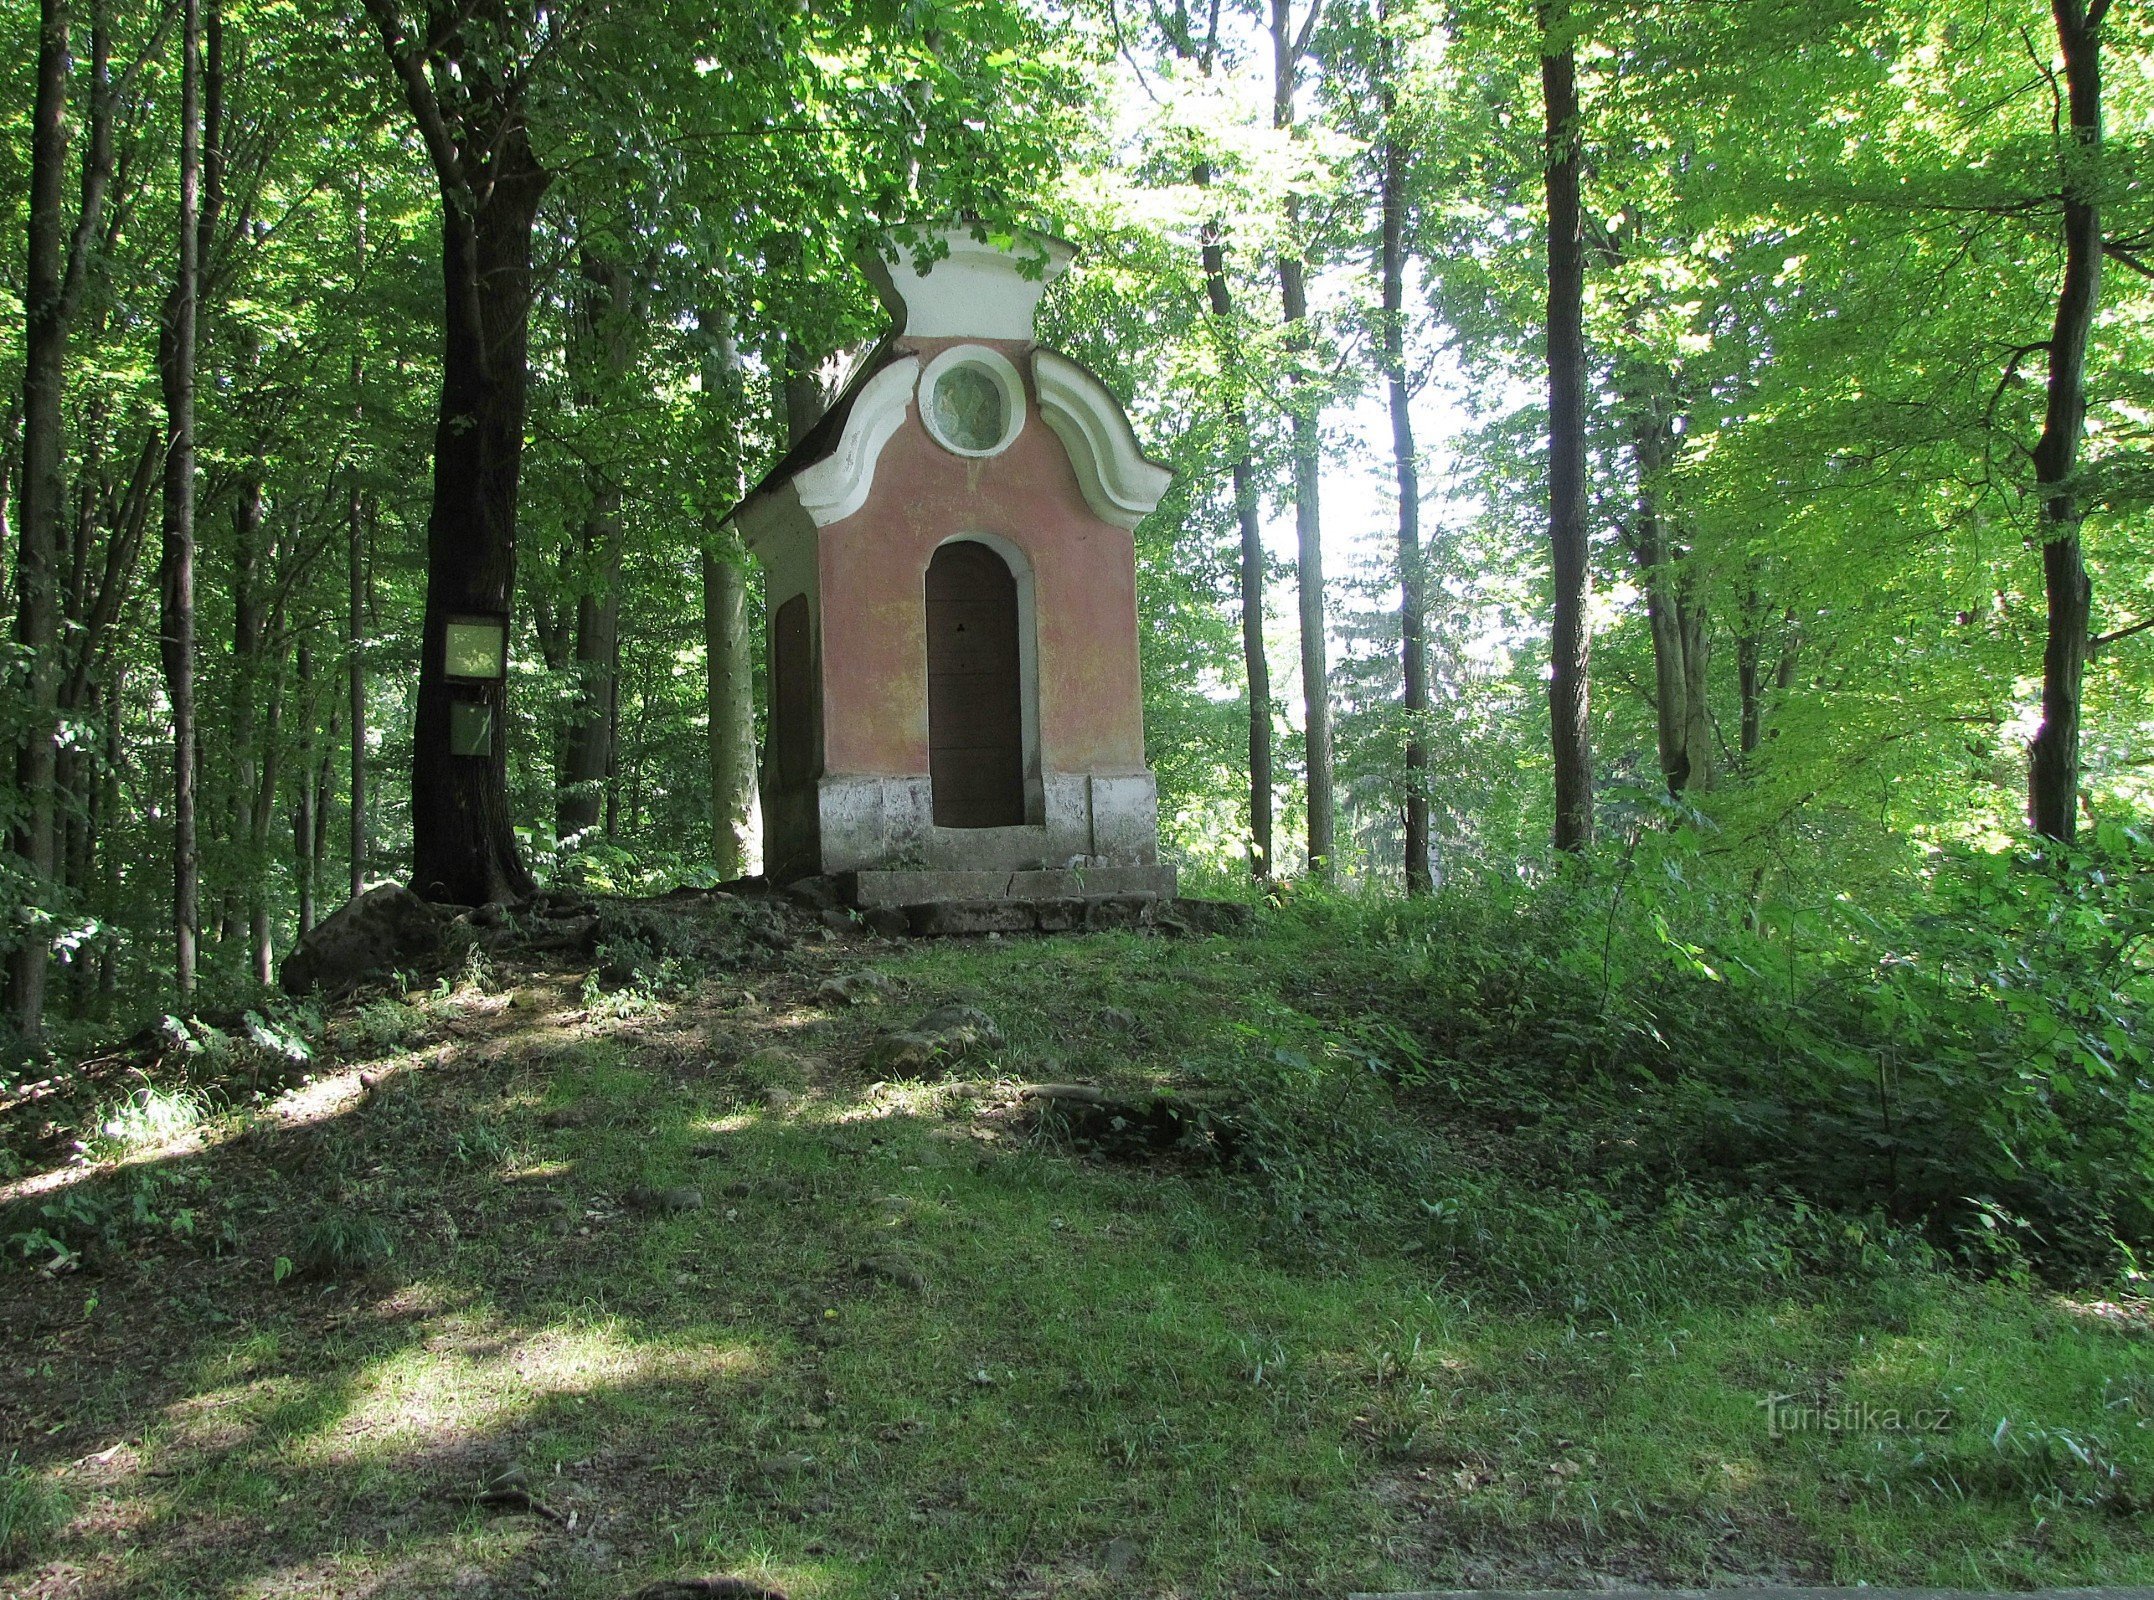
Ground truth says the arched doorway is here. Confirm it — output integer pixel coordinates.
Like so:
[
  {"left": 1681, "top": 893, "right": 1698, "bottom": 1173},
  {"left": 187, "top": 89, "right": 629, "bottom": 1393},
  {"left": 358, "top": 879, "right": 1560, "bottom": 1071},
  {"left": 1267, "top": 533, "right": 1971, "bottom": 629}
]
[{"left": 925, "top": 540, "right": 1025, "bottom": 828}]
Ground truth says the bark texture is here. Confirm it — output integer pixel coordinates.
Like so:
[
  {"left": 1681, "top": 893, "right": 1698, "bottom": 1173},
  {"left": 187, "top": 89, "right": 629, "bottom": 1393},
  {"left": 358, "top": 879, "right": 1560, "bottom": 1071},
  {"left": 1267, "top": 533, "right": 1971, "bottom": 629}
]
[
  {"left": 1541, "top": 8, "right": 1594, "bottom": 850},
  {"left": 1378, "top": 0, "right": 1430, "bottom": 892},
  {"left": 157, "top": 0, "right": 203, "bottom": 994},
  {"left": 1272, "top": 0, "right": 1334, "bottom": 879},
  {"left": 365, "top": 0, "right": 547, "bottom": 904},
  {"left": 2027, "top": 0, "right": 2108, "bottom": 844}
]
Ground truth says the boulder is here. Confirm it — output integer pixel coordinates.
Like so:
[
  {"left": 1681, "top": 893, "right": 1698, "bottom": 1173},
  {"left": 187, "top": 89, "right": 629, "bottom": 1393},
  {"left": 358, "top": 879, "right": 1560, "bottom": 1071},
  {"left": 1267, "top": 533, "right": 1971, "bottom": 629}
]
[
  {"left": 864, "top": 1003, "right": 1004, "bottom": 1076},
  {"left": 280, "top": 884, "right": 448, "bottom": 995}
]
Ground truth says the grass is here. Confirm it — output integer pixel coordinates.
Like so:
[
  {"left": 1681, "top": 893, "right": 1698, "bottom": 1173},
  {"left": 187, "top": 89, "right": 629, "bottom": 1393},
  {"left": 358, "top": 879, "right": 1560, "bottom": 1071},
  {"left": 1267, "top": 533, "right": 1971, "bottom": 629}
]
[{"left": 1, "top": 897, "right": 2150, "bottom": 1598}]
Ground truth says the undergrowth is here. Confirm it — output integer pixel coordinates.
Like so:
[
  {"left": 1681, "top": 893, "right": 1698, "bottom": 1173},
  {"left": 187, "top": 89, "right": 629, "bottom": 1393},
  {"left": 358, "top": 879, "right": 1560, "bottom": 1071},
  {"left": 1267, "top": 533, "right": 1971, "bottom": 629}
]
[{"left": 1238, "top": 822, "right": 2153, "bottom": 1283}]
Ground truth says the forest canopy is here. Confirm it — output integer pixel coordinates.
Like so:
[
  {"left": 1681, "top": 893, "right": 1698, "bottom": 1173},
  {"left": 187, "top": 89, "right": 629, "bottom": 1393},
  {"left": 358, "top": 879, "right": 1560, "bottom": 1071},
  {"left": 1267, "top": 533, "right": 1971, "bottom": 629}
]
[{"left": 2, "top": 0, "right": 2150, "bottom": 1049}]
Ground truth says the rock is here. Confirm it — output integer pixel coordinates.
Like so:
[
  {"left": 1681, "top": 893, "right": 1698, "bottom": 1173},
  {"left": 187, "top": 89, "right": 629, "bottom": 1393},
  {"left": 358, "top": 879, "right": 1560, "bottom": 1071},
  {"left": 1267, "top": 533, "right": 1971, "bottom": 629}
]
[
  {"left": 907, "top": 900, "right": 1038, "bottom": 937},
  {"left": 627, "top": 1185, "right": 705, "bottom": 1213},
  {"left": 815, "top": 970, "right": 893, "bottom": 1006},
  {"left": 783, "top": 876, "right": 841, "bottom": 912},
  {"left": 915, "top": 1004, "right": 1003, "bottom": 1050},
  {"left": 280, "top": 883, "right": 448, "bottom": 995},
  {"left": 1035, "top": 898, "right": 1085, "bottom": 933},
  {"left": 864, "top": 1003, "right": 1003, "bottom": 1077},
  {"left": 855, "top": 1253, "right": 928, "bottom": 1292},
  {"left": 1081, "top": 896, "right": 1152, "bottom": 932},
  {"left": 864, "top": 1032, "right": 939, "bottom": 1074},
  {"left": 734, "top": 1046, "right": 809, "bottom": 1091}
]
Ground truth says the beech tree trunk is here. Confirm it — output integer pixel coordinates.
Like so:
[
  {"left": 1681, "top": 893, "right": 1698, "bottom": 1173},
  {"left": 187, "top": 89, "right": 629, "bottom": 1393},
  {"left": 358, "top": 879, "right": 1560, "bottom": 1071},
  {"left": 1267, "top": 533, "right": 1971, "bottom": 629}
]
[
  {"left": 1541, "top": 5, "right": 1594, "bottom": 850},
  {"left": 1272, "top": 0, "right": 1334, "bottom": 880},
  {"left": 2027, "top": 0, "right": 2108, "bottom": 844},
  {"left": 1185, "top": 3, "right": 1273, "bottom": 882},
  {"left": 1378, "top": 0, "right": 1430, "bottom": 893},
  {"left": 348, "top": 481, "right": 367, "bottom": 896},
  {"left": 365, "top": 0, "right": 547, "bottom": 905},
  {"left": 9, "top": 0, "right": 82, "bottom": 1038},
  {"left": 557, "top": 248, "right": 632, "bottom": 843},
  {"left": 294, "top": 643, "right": 316, "bottom": 933},
  {"left": 347, "top": 199, "right": 369, "bottom": 902},
  {"left": 157, "top": 0, "right": 203, "bottom": 995},
  {"left": 1621, "top": 382, "right": 1713, "bottom": 795},
  {"left": 701, "top": 301, "right": 783, "bottom": 880}
]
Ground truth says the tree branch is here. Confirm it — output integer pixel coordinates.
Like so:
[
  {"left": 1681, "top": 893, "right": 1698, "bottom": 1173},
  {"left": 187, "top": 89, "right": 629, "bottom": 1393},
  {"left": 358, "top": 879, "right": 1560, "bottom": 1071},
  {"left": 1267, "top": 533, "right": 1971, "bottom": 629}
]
[
  {"left": 2092, "top": 614, "right": 2154, "bottom": 652},
  {"left": 358, "top": 0, "right": 471, "bottom": 214},
  {"left": 2104, "top": 242, "right": 2154, "bottom": 282}
]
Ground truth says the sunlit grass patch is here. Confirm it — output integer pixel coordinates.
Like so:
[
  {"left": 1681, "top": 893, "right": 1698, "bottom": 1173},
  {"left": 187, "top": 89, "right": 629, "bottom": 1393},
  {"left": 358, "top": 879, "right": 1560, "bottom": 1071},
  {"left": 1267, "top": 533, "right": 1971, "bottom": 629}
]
[
  {"left": 82, "top": 1081, "right": 214, "bottom": 1162},
  {"left": 291, "top": 1313, "right": 766, "bottom": 1469}
]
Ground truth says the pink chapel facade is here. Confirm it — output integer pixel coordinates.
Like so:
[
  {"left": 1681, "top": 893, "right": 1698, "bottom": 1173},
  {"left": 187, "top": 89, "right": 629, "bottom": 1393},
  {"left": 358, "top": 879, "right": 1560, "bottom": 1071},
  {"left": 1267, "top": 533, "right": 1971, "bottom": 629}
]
[{"left": 728, "top": 226, "right": 1178, "bottom": 898}]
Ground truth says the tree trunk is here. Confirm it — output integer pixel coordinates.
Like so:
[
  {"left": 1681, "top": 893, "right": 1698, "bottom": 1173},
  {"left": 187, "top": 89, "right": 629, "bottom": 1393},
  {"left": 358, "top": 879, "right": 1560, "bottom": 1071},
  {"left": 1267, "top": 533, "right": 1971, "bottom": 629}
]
[
  {"left": 396, "top": 96, "right": 547, "bottom": 900},
  {"left": 94, "top": 657, "right": 124, "bottom": 1018},
  {"left": 294, "top": 643, "right": 316, "bottom": 934},
  {"left": 1271, "top": 0, "right": 1333, "bottom": 880},
  {"left": 699, "top": 302, "right": 776, "bottom": 879},
  {"left": 2027, "top": 0, "right": 2107, "bottom": 844},
  {"left": 157, "top": 0, "right": 203, "bottom": 996},
  {"left": 1378, "top": 0, "right": 1429, "bottom": 893},
  {"left": 1737, "top": 591, "right": 1763, "bottom": 759},
  {"left": 365, "top": 0, "right": 547, "bottom": 905},
  {"left": 312, "top": 695, "right": 335, "bottom": 912},
  {"left": 407, "top": 142, "right": 546, "bottom": 904},
  {"left": 556, "top": 248, "right": 632, "bottom": 843},
  {"left": 229, "top": 453, "right": 273, "bottom": 976},
  {"left": 344, "top": 195, "right": 367, "bottom": 902},
  {"left": 1677, "top": 580, "right": 1712, "bottom": 791},
  {"left": 1186, "top": 4, "right": 1273, "bottom": 883},
  {"left": 8, "top": 0, "right": 79, "bottom": 1039},
  {"left": 348, "top": 480, "right": 367, "bottom": 897},
  {"left": 1622, "top": 382, "right": 1700, "bottom": 795},
  {"left": 1541, "top": 4, "right": 1594, "bottom": 850},
  {"left": 704, "top": 532, "right": 760, "bottom": 878},
  {"left": 603, "top": 628, "right": 621, "bottom": 839}
]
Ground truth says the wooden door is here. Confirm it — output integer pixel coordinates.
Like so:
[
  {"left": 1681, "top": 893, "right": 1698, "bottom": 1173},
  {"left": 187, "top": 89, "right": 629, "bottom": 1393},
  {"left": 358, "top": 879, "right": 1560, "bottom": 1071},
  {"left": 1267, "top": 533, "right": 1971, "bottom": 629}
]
[
  {"left": 926, "top": 541, "right": 1025, "bottom": 828},
  {"left": 770, "top": 595, "right": 814, "bottom": 790}
]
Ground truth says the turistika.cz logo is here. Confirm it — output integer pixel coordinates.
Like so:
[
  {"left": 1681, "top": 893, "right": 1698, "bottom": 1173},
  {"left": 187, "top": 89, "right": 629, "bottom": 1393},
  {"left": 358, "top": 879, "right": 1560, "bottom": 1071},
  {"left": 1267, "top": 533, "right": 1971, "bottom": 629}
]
[{"left": 1758, "top": 1393, "right": 1954, "bottom": 1439}]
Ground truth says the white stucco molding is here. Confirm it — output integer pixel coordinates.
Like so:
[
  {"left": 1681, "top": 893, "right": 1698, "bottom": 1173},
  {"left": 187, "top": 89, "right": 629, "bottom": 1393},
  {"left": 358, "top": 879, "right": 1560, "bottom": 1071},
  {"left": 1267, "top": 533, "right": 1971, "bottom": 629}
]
[
  {"left": 1031, "top": 350, "right": 1173, "bottom": 530},
  {"left": 792, "top": 355, "right": 921, "bottom": 527},
  {"left": 863, "top": 226, "right": 1076, "bottom": 341}
]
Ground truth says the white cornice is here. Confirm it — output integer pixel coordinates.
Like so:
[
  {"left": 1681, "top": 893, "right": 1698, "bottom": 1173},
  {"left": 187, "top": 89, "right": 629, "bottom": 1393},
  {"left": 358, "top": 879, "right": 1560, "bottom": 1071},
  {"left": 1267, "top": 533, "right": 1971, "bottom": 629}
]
[
  {"left": 1031, "top": 350, "right": 1173, "bottom": 530},
  {"left": 792, "top": 356, "right": 921, "bottom": 528},
  {"left": 862, "top": 227, "right": 1075, "bottom": 341}
]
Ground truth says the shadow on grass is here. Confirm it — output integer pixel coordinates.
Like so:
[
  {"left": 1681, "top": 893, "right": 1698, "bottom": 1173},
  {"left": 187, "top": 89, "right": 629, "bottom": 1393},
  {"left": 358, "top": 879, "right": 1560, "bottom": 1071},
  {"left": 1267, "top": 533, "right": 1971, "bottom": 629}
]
[{"left": 5, "top": 937, "right": 2153, "bottom": 1598}]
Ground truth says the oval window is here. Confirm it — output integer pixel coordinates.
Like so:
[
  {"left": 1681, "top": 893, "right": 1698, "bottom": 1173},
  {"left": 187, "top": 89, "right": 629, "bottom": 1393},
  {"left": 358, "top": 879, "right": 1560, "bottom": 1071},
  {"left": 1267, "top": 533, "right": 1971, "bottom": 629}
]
[{"left": 929, "top": 364, "right": 1006, "bottom": 453}]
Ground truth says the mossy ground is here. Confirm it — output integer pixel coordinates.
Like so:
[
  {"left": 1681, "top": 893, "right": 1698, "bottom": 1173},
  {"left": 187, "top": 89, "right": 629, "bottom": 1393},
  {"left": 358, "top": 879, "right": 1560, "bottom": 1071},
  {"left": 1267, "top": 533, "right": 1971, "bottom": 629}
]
[{"left": 2, "top": 898, "right": 2150, "bottom": 1597}]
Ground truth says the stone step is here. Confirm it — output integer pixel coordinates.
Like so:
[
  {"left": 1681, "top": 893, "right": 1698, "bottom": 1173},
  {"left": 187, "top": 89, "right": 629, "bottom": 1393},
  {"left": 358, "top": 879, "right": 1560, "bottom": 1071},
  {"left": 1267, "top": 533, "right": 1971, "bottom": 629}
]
[{"left": 839, "top": 865, "right": 1179, "bottom": 907}]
